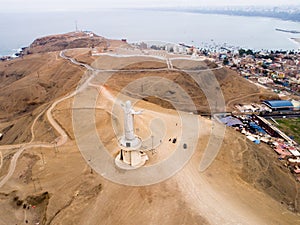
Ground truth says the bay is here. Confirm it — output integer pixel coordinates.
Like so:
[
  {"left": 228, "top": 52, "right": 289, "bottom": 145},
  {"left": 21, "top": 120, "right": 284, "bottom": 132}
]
[{"left": 0, "top": 9, "right": 300, "bottom": 56}]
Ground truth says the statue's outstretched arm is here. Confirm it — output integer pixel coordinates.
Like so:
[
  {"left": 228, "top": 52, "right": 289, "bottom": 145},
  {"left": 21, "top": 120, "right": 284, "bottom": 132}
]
[{"left": 131, "top": 109, "right": 143, "bottom": 115}]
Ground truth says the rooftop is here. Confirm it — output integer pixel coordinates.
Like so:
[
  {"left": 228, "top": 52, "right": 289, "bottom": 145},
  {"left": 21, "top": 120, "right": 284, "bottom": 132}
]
[{"left": 263, "top": 100, "right": 294, "bottom": 109}]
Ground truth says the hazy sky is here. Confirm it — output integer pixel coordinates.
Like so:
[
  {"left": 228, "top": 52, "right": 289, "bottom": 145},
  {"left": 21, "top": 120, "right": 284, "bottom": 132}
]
[{"left": 2, "top": 0, "right": 300, "bottom": 12}]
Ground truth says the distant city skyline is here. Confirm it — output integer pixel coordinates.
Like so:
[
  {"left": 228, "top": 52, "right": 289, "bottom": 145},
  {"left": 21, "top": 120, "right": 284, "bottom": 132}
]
[{"left": 2, "top": 0, "right": 300, "bottom": 12}]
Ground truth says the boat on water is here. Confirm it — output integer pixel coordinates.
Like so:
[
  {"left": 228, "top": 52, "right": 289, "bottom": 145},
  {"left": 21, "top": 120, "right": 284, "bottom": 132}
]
[{"left": 275, "top": 28, "right": 300, "bottom": 34}]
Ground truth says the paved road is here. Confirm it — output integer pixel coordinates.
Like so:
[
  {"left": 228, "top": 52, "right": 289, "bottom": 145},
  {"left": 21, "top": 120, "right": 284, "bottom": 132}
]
[{"left": 261, "top": 113, "right": 300, "bottom": 119}]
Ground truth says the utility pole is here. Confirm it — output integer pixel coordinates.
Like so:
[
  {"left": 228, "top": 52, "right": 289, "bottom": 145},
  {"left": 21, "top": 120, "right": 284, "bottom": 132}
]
[
  {"left": 32, "top": 178, "right": 36, "bottom": 192},
  {"left": 151, "top": 135, "right": 156, "bottom": 155},
  {"left": 75, "top": 20, "right": 78, "bottom": 32},
  {"left": 151, "top": 135, "right": 155, "bottom": 155},
  {"left": 40, "top": 151, "right": 45, "bottom": 165},
  {"left": 54, "top": 142, "right": 58, "bottom": 156},
  {"left": 37, "top": 178, "right": 42, "bottom": 191},
  {"left": 88, "top": 157, "right": 93, "bottom": 174},
  {"left": 151, "top": 135, "right": 154, "bottom": 150}
]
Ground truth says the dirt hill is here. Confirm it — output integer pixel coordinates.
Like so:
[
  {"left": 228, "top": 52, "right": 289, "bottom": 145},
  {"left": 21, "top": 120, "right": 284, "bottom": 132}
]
[
  {"left": 0, "top": 33, "right": 298, "bottom": 225},
  {"left": 23, "top": 32, "right": 109, "bottom": 55},
  {"left": 104, "top": 61, "right": 277, "bottom": 114},
  {"left": 0, "top": 32, "right": 127, "bottom": 145},
  {"left": 0, "top": 52, "right": 84, "bottom": 144},
  {"left": 1, "top": 94, "right": 299, "bottom": 225},
  {"left": 67, "top": 52, "right": 278, "bottom": 113}
]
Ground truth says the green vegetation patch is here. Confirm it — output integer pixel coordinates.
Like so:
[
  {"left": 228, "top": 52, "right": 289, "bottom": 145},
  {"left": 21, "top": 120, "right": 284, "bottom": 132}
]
[{"left": 276, "top": 118, "right": 300, "bottom": 144}]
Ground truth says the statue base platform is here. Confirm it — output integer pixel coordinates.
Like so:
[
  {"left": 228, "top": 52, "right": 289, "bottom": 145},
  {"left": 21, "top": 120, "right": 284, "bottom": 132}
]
[
  {"left": 115, "top": 150, "right": 148, "bottom": 170},
  {"left": 119, "top": 136, "right": 142, "bottom": 150}
]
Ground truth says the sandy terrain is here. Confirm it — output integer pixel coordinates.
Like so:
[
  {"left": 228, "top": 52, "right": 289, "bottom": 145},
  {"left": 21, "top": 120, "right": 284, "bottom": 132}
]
[
  {"left": 0, "top": 41, "right": 299, "bottom": 225},
  {"left": 0, "top": 51, "right": 84, "bottom": 145},
  {"left": 1, "top": 87, "right": 299, "bottom": 225},
  {"left": 92, "top": 55, "right": 167, "bottom": 70}
]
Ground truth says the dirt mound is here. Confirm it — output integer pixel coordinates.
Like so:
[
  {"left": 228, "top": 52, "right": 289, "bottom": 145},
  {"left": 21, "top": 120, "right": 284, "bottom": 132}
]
[{"left": 24, "top": 32, "right": 109, "bottom": 54}]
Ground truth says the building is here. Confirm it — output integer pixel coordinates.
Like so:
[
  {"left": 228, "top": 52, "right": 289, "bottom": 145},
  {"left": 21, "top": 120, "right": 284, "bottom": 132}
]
[
  {"left": 139, "top": 42, "right": 147, "bottom": 49},
  {"left": 292, "top": 100, "right": 300, "bottom": 111},
  {"left": 263, "top": 100, "right": 294, "bottom": 111}
]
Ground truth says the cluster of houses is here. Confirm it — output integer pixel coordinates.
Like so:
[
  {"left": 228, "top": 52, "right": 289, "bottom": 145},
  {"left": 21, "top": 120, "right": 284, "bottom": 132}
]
[
  {"left": 204, "top": 49, "right": 300, "bottom": 97},
  {"left": 134, "top": 41, "right": 197, "bottom": 55},
  {"left": 132, "top": 43, "right": 300, "bottom": 180},
  {"left": 132, "top": 44, "right": 300, "bottom": 98},
  {"left": 197, "top": 48, "right": 300, "bottom": 180},
  {"left": 235, "top": 100, "right": 300, "bottom": 114},
  {"left": 218, "top": 99, "right": 300, "bottom": 181},
  {"left": 220, "top": 113, "right": 300, "bottom": 180}
]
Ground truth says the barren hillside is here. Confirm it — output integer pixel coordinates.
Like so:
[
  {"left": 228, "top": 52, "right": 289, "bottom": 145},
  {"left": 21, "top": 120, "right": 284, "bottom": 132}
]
[
  {"left": 24, "top": 32, "right": 108, "bottom": 54},
  {"left": 1, "top": 94, "right": 299, "bottom": 225},
  {"left": 0, "top": 52, "right": 84, "bottom": 144},
  {"left": 104, "top": 61, "right": 277, "bottom": 113},
  {"left": 0, "top": 33, "right": 299, "bottom": 225}
]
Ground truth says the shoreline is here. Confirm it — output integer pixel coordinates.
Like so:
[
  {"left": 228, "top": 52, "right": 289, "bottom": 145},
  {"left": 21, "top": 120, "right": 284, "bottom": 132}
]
[
  {"left": 1, "top": 26, "right": 300, "bottom": 59},
  {"left": 0, "top": 47, "right": 25, "bottom": 60},
  {"left": 291, "top": 38, "right": 300, "bottom": 45},
  {"left": 1, "top": 39, "right": 299, "bottom": 60}
]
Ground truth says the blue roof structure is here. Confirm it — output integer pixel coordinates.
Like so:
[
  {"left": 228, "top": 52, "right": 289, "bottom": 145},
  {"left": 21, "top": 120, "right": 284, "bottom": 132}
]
[
  {"left": 263, "top": 100, "right": 293, "bottom": 109},
  {"left": 249, "top": 122, "right": 266, "bottom": 134},
  {"left": 220, "top": 116, "right": 243, "bottom": 127}
]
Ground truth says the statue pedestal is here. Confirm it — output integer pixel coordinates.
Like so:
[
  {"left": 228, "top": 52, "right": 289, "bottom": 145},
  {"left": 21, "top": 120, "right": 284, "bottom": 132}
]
[
  {"left": 115, "top": 136, "right": 148, "bottom": 170},
  {"left": 115, "top": 150, "right": 148, "bottom": 170},
  {"left": 119, "top": 135, "right": 142, "bottom": 150}
]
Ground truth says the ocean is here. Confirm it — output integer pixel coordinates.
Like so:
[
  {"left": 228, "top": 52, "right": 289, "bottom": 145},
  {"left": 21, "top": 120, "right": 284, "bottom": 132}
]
[{"left": 0, "top": 9, "right": 300, "bottom": 56}]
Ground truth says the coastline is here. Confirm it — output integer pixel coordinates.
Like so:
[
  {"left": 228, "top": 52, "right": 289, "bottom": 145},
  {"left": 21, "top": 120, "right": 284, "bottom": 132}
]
[
  {"left": 290, "top": 38, "right": 300, "bottom": 48},
  {"left": 1, "top": 34, "right": 299, "bottom": 60},
  {"left": 1, "top": 10, "right": 300, "bottom": 56},
  {"left": 291, "top": 38, "right": 300, "bottom": 45},
  {"left": 0, "top": 48, "right": 24, "bottom": 60}
]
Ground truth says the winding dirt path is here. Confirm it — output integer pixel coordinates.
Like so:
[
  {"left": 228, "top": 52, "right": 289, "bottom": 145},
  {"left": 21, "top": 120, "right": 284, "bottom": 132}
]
[
  {"left": 0, "top": 49, "right": 223, "bottom": 189},
  {"left": 0, "top": 50, "right": 92, "bottom": 188},
  {"left": 226, "top": 91, "right": 263, "bottom": 109}
]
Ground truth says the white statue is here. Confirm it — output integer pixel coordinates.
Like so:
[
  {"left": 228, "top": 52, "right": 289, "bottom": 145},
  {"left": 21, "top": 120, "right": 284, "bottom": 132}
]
[
  {"left": 123, "top": 100, "right": 142, "bottom": 141},
  {"left": 115, "top": 100, "right": 148, "bottom": 169},
  {"left": 118, "top": 100, "right": 143, "bottom": 149}
]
